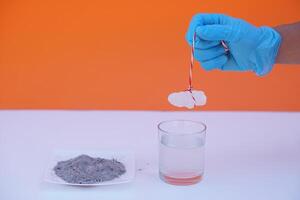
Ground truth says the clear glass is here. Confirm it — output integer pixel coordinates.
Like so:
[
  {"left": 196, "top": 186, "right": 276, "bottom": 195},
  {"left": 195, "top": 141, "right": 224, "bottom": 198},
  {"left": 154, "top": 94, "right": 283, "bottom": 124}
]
[{"left": 158, "top": 120, "right": 206, "bottom": 186}]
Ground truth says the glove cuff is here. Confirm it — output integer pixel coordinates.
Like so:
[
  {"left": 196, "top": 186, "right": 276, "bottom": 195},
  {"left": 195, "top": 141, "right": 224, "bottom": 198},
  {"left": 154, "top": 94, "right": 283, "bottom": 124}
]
[{"left": 252, "top": 26, "right": 282, "bottom": 76}]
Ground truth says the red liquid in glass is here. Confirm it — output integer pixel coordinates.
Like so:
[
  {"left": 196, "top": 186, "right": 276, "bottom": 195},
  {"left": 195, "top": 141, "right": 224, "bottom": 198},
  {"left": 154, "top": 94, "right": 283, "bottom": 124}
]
[{"left": 160, "top": 172, "right": 203, "bottom": 186}]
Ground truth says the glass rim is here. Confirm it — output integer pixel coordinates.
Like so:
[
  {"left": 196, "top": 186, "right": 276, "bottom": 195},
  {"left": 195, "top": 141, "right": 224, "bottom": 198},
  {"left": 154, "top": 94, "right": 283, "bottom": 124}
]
[{"left": 158, "top": 120, "right": 206, "bottom": 136}]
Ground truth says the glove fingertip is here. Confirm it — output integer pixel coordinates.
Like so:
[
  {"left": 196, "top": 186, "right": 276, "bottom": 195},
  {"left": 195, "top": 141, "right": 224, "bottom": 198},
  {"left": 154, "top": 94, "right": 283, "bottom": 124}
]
[
  {"left": 217, "top": 55, "right": 229, "bottom": 70},
  {"left": 201, "top": 55, "right": 228, "bottom": 71},
  {"left": 201, "top": 61, "right": 217, "bottom": 71},
  {"left": 196, "top": 26, "right": 220, "bottom": 41},
  {"left": 195, "top": 26, "right": 206, "bottom": 38},
  {"left": 185, "top": 32, "right": 193, "bottom": 46}
]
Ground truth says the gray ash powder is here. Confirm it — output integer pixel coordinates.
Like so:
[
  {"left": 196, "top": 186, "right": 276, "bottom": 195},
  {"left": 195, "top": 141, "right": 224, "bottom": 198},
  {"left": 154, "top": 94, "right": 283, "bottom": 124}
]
[{"left": 54, "top": 154, "right": 126, "bottom": 184}]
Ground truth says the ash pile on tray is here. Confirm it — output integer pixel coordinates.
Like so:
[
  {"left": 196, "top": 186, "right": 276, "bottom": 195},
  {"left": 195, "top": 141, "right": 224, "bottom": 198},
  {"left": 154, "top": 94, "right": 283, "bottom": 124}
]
[{"left": 54, "top": 154, "right": 126, "bottom": 184}]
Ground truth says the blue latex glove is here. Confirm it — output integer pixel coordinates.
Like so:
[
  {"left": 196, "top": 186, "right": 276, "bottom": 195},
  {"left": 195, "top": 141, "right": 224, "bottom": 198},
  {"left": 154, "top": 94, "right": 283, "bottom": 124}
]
[{"left": 186, "top": 14, "right": 282, "bottom": 76}]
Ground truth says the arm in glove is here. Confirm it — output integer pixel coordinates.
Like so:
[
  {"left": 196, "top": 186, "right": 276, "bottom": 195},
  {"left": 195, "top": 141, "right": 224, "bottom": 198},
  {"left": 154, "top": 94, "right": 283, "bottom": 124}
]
[{"left": 186, "top": 14, "right": 282, "bottom": 76}]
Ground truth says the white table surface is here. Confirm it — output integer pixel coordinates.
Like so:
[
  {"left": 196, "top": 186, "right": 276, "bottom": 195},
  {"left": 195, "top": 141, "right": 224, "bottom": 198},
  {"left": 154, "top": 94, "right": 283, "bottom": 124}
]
[{"left": 0, "top": 111, "right": 299, "bottom": 200}]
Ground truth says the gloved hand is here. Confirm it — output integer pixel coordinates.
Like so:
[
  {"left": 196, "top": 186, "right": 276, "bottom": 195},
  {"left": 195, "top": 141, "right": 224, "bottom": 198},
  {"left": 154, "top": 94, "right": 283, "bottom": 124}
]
[{"left": 186, "top": 14, "right": 282, "bottom": 76}]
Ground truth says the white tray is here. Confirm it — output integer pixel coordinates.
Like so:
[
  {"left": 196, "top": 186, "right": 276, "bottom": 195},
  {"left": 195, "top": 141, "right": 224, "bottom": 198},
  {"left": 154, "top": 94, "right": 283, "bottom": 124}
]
[{"left": 44, "top": 149, "right": 135, "bottom": 186}]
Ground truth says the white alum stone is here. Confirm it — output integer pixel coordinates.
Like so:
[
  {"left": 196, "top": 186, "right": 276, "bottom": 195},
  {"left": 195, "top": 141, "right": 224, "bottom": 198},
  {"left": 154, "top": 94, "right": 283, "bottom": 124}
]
[{"left": 168, "top": 90, "right": 207, "bottom": 109}]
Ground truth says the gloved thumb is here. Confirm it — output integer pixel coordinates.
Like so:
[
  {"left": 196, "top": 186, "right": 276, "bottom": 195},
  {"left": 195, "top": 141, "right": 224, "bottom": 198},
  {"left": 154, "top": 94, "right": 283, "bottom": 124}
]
[{"left": 196, "top": 25, "right": 240, "bottom": 42}]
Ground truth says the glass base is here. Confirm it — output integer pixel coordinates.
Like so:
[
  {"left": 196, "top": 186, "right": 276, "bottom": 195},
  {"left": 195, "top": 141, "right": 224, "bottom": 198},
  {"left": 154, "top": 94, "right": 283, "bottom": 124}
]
[{"left": 159, "top": 172, "right": 203, "bottom": 186}]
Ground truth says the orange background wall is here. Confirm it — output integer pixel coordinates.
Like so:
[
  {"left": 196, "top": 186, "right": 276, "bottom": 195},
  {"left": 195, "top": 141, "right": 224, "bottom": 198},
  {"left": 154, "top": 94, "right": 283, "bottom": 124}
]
[{"left": 0, "top": 0, "right": 300, "bottom": 111}]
